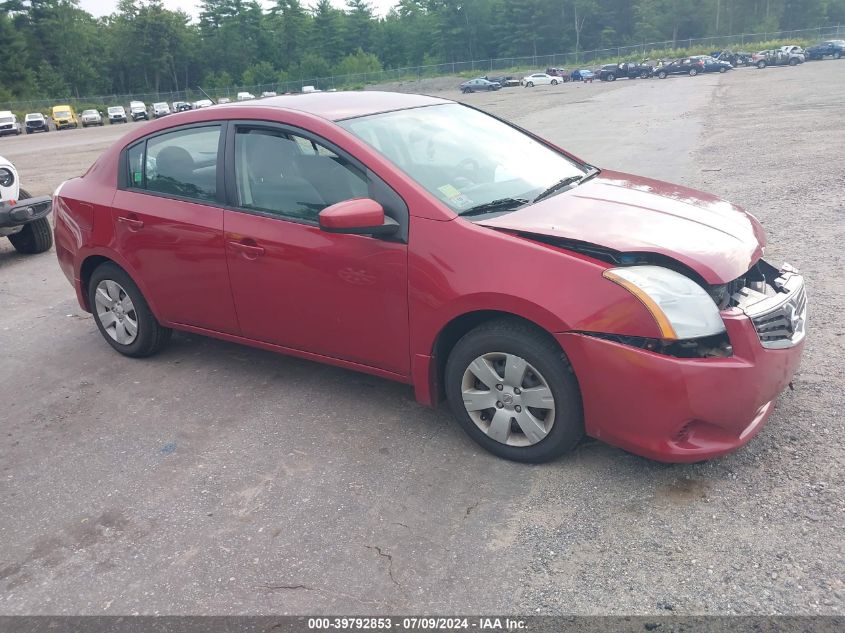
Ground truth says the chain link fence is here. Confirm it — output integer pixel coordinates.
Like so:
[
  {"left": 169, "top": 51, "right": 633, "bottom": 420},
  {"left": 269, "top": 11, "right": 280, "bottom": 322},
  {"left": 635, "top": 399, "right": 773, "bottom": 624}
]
[{"left": 2, "top": 24, "right": 842, "bottom": 113}]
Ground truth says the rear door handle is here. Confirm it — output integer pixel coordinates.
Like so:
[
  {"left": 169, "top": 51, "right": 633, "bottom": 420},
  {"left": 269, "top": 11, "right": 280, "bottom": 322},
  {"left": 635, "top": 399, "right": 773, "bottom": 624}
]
[
  {"left": 117, "top": 215, "right": 144, "bottom": 230},
  {"left": 228, "top": 240, "right": 265, "bottom": 259}
]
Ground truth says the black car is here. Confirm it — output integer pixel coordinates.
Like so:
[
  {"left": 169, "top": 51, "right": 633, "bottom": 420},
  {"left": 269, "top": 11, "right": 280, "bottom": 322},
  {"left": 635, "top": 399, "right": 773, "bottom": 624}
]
[
  {"left": 654, "top": 57, "right": 706, "bottom": 78},
  {"left": 805, "top": 40, "right": 845, "bottom": 60},
  {"left": 24, "top": 113, "right": 50, "bottom": 133},
  {"left": 691, "top": 55, "right": 733, "bottom": 73},
  {"left": 485, "top": 75, "right": 521, "bottom": 87},
  {"left": 711, "top": 50, "right": 754, "bottom": 66},
  {"left": 598, "top": 62, "right": 653, "bottom": 81}
]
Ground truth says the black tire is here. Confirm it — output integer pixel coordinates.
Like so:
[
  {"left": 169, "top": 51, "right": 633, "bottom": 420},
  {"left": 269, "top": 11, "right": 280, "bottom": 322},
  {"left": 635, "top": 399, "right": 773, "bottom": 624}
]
[
  {"left": 689, "top": 68, "right": 699, "bottom": 76},
  {"left": 757, "top": 60, "right": 766, "bottom": 69},
  {"left": 788, "top": 57, "right": 798, "bottom": 66},
  {"left": 7, "top": 188, "right": 53, "bottom": 254},
  {"left": 551, "top": 79, "right": 558, "bottom": 85},
  {"left": 526, "top": 81, "right": 534, "bottom": 87},
  {"left": 719, "top": 66, "right": 727, "bottom": 73},
  {"left": 657, "top": 70, "right": 668, "bottom": 79},
  {"left": 607, "top": 73, "right": 616, "bottom": 81},
  {"left": 88, "top": 262, "right": 172, "bottom": 358},
  {"left": 444, "top": 319, "right": 583, "bottom": 463}
]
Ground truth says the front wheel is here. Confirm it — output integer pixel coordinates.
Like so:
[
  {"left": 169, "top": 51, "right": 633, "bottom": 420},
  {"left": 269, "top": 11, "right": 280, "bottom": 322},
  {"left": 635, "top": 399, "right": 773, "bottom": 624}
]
[
  {"left": 551, "top": 79, "right": 559, "bottom": 85},
  {"left": 689, "top": 68, "right": 699, "bottom": 76},
  {"left": 526, "top": 81, "right": 534, "bottom": 87},
  {"left": 88, "top": 263, "right": 172, "bottom": 358},
  {"left": 657, "top": 70, "right": 668, "bottom": 79},
  {"left": 757, "top": 60, "right": 767, "bottom": 69},
  {"left": 7, "top": 188, "right": 53, "bottom": 254},
  {"left": 445, "top": 319, "right": 583, "bottom": 463},
  {"left": 719, "top": 66, "right": 727, "bottom": 73},
  {"left": 788, "top": 57, "right": 798, "bottom": 66},
  {"left": 607, "top": 73, "right": 616, "bottom": 81}
]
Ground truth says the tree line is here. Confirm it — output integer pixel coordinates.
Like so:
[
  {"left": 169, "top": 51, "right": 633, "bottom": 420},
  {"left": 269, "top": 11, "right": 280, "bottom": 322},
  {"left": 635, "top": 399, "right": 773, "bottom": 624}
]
[{"left": 1, "top": 0, "right": 843, "bottom": 101}]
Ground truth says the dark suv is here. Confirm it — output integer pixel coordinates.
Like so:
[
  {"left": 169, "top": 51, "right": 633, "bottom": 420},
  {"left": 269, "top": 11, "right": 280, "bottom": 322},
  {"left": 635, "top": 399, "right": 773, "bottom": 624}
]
[
  {"left": 598, "top": 62, "right": 653, "bottom": 81},
  {"left": 805, "top": 40, "right": 845, "bottom": 60}
]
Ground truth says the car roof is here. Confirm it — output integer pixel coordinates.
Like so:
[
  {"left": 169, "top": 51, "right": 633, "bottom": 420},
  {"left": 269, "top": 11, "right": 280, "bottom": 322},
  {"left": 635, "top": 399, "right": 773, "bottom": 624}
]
[{"left": 218, "top": 91, "right": 449, "bottom": 121}]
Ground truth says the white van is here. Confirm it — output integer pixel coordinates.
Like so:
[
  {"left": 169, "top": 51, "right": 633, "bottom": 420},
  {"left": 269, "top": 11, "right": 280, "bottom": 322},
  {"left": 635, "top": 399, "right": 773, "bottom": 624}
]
[
  {"left": 129, "top": 101, "right": 148, "bottom": 121},
  {"left": 236, "top": 92, "right": 255, "bottom": 101},
  {"left": 152, "top": 102, "right": 171, "bottom": 118}
]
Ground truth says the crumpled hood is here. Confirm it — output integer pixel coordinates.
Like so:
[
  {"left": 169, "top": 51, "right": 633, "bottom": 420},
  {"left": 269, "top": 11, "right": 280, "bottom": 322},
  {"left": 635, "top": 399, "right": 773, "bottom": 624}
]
[{"left": 478, "top": 170, "right": 765, "bottom": 284}]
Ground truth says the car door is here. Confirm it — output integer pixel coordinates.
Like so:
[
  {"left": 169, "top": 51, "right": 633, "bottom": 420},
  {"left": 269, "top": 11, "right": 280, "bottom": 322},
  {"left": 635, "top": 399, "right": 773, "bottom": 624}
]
[
  {"left": 112, "top": 123, "right": 240, "bottom": 334},
  {"left": 222, "top": 123, "right": 410, "bottom": 376}
]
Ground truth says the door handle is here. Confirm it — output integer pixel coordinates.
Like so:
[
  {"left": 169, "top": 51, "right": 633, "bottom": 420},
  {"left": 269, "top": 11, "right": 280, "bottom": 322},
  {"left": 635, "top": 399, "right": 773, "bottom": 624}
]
[
  {"left": 228, "top": 240, "right": 265, "bottom": 259},
  {"left": 117, "top": 215, "right": 144, "bottom": 230}
]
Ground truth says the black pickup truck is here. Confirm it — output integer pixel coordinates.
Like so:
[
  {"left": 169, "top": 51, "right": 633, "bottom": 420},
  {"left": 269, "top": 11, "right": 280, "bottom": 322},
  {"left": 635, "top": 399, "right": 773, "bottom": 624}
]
[
  {"left": 805, "top": 40, "right": 845, "bottom": 60},
  {"left": 598, "top": 62, "right": 653, "bottom": 81}
]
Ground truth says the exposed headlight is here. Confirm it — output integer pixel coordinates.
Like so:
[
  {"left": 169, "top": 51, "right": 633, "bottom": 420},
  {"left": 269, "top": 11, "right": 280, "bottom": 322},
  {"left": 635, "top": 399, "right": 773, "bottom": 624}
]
[
  {"left": 0, "top": 167, "right": 14, "bottom": 188},
  {"left": 603, "top": 266, "right": 726, "bottom": 340}
]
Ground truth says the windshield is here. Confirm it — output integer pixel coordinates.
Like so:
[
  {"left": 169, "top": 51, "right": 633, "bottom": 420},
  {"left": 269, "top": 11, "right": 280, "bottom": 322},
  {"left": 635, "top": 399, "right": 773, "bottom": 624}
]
[
  {"left": 54, "top": 110, "right": 71, "bottom": 118},
  {"left": 0, "top": 116, "right": 13, "bottom": 123},
  {"left": 154, "top": 103, "right": 167, "bottom": 109},
  {"left": 339, "top": 103, "right": 586, "bottom": 215},
  {"left": 108, "top": 107, "right": 123, "bottom": 114},
  {"left": 83, "top": 110, "right": 97, "bottom": 116},
  {"left": 26, "top": 114, "right": 43, "bottom": 121}
]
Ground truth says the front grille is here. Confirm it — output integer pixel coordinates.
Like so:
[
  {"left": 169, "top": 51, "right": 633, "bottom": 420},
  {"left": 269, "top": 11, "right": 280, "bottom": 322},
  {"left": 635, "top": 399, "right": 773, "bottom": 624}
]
[{"left": 731, "top": 263, "right": 807, "bottom": 349}]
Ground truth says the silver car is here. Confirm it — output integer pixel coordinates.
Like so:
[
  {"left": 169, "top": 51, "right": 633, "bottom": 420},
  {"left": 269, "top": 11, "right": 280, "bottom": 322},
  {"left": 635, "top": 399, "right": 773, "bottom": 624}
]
[{"left": 80, "top": 109, "right": 103, "bottom": 127}]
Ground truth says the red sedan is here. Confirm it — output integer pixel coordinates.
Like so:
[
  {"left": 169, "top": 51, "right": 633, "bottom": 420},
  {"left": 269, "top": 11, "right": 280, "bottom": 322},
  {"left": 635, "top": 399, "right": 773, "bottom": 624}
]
[{"left": 53, "top": 92, "right": 806, "bottom": 463}]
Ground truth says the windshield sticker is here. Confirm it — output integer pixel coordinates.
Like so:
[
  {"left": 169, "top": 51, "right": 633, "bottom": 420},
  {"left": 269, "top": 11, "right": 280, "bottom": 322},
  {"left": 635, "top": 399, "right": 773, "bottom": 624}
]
[
  {"left": 438, "top": 184, "right": 473, "bottom": 208},
  {"left": 438, "top": 184, "right": 462, "bottom": 198}
]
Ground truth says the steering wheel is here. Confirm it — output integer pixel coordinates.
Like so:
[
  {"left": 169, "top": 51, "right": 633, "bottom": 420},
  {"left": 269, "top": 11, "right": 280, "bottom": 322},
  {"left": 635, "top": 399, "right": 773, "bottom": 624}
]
[{"left": 456, "top": 157, "right": 480, "bottom": 174}]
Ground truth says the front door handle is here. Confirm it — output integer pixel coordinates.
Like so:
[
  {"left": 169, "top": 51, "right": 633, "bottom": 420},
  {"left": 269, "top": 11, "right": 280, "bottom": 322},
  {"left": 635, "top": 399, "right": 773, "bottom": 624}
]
[
  {"left": 228, "top": 239, "right": 265, "bottom": 259},
  {"left": 117, "top": 215, "right": 144, "bottom": 230}
]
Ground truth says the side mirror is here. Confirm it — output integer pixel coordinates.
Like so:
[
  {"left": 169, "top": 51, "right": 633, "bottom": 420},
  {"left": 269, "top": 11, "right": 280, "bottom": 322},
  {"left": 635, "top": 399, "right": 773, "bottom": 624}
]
[{"left": 318, "top": 198, "right": 399, "bottom": 237}]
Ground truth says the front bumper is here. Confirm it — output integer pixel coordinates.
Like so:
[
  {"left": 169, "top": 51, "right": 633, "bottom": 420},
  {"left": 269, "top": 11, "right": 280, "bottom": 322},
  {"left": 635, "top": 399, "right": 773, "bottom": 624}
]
[
  {"left": 557, "top": 307, "right": 805, "bottom": 463},
  {"left": 0, "top": 195, "right": 52, "bottom": 228},
  {"left": 0, "top": 127, "right": 19, "bottom": 136}
]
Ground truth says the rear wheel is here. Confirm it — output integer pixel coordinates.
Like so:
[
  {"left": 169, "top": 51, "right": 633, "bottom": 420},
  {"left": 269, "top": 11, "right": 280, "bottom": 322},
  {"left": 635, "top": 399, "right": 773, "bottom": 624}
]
[
  {"left": 689, "top": 68, "right": 699, "bottom": 76},
  {"left": 551, "top": 79, "right": 559, "bottom": 85},
  {"left": 88, "top": 262, "right": 172, "bottom": 358},
  {"left": 526, "top": 81, "right": 534, "bottom": 87},
  {"left": 657, "top": 70, "right": 668, "bottom": 79},
  {"left": 757, "top": 60, "right": 767, "bottom": 69},
  {"left": 445, "top": 319, "right": 583, "bottom": 463},
  {"left": 7, "top": 189, "right": 53, "bottom": 255},
  {"left": 788, "top": 57, "right": 798, "bottom": 66}
]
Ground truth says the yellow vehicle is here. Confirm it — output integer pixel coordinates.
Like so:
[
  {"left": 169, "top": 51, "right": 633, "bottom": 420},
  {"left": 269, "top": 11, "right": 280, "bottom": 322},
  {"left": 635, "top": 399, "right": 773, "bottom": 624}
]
[{"left": 51, "top": 105, "right": 78, "bottom": 130}]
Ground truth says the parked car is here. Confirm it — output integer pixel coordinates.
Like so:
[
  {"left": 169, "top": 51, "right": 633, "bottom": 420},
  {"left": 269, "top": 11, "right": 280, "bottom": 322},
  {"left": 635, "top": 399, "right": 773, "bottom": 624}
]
[
  {"left": 52, "top": 91, "right": 807, "bottom": 464},
  {"left": 655, "top": 57, "right": 706, "bottom": 78},
  {"left": 52, "top": 104, "right": 78, "bottom": 130},
  {"left": 129, "top": 101, "right": 149, "bottom": 121},
  {"left": 711, "top": 50, "right": 754, "bottom": 66},
  {"left": 544, "top": 68, "right": 571, "bottom": 82},
  {"left": 261, "top": 91, "right": 277, "bottom": 98},
  {"left": 0, "top": 154, "right": 52, "bottom": 254},
  {"left": 237, "top": 92, "right": 255, "bottom": 101},
  {"left": 460, "top": 78, "right": 501, "bottom": 93},
  {"left": 598, "top": 62, "right": 653, "bottom": 81},
  {"left": 805, "top": 40, "right": 845, "bottom": 60},
  {"left": 107, "top": 106, "right": 128, "bottom": 124},
  {"left": 752, "top": 47, "right": 805, "bottom": 68},
  {"left": 301, "top": 86, "right": 319, "bottom": 93},
  {"left": 172, "top": 101, "right": 192, "bottom": 112},
  {"left": 690, "top": 55, "right": 733, "bottom": 73},
  {"left": 217, "top": 97, "right": 232, "bottom": 104},
  {"left": 80, "top": 109, "right": 104, "bottom": 127},
  {"left": 485, "top": 75, "right": 521, "bottom": 87},
  {"left": 152, "top": 102, "right": 171, "bottom": 118},
  {"left": 0, "top": 111, "right": 22, "bottom": 137},
  {"left": 521, "top": 73, "right": 560, "bottom": 87},
  {"left": 192, "top": 99, "right": 213, "bottom": 109},
  {"left": 24, "top": 112, "right": 50, "bottom": 133},
  {"left": 570, "top": 69, "right": 595, "bottom": 81}
]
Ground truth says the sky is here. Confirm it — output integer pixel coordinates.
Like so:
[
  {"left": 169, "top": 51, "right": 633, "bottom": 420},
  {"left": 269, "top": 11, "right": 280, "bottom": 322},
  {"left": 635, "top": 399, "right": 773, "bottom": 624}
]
[{"left": 78, "top": 0, "right": 397, "bottom": 19}]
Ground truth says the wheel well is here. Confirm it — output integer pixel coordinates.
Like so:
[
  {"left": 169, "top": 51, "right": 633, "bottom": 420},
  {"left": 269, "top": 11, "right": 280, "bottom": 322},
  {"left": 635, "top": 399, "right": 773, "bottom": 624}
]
[
  {"left": 79, "top": 255, "right": 113, "bottom": 309},
  {"left": 431, "top": 310, "right": 561, "bottom": 405}
]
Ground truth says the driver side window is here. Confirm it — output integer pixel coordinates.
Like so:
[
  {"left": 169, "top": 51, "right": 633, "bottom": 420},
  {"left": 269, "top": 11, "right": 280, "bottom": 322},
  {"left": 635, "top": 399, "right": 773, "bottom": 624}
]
[{"left": 233, "top": 128, "right": 369, "bottom": 222}]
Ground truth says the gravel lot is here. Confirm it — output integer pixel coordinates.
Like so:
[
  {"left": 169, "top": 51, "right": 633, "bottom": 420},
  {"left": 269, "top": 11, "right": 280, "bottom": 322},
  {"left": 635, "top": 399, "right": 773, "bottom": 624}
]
[{"left": 1, "top": 62, "right": 842, "bottom": 615}]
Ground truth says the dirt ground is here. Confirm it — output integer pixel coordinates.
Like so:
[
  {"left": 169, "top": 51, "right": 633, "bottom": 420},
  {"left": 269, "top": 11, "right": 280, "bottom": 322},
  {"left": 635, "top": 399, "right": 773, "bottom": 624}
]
[{"left": 0, "top": 61, "right": 842, "bottom": 615}]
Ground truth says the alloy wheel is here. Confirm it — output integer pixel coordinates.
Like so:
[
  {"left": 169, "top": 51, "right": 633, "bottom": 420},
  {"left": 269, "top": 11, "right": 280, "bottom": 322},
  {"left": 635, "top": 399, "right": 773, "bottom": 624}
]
[
  {"left": 461, "top": 352, "right": 555, "bottom": 447},
  {"left": 94, "top": 280, "right": 139, "bottom": 345}
]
